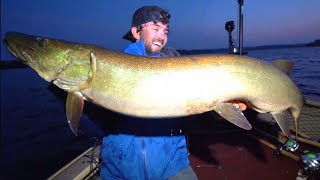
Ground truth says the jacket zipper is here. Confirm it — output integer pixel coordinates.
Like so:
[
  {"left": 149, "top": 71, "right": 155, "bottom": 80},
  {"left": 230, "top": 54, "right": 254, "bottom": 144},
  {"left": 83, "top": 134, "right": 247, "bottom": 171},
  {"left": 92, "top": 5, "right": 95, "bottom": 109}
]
[{"left": 141, "top": 136, "right": 148, "bottom": 180}]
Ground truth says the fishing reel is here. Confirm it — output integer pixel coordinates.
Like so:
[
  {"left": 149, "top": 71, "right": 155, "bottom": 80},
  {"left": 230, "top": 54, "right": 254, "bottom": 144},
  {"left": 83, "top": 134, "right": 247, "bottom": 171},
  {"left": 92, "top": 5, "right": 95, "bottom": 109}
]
[
  {"left": 280, "top": 139, "right": 320, "bottom": 178},
  {"left": 278, "top": 139, "right": 320, "bottom": 171},
  {"left": 280, "top": 139, "right": 320, "bottom": 173},
  {"left": 300, "top": 151, "right": 320, "bottom": 174},
  {"left": 296, "top": 151, "right": 320, "bottom": 179},
  {"left": 276, "top": 139, "right": 320, "bottom": 178},
  {"left": 276, "top": 139, "right": 299, "bottom": 155},
  {"left": 283, "top": 139, "right": 299, "bottom": 152}
]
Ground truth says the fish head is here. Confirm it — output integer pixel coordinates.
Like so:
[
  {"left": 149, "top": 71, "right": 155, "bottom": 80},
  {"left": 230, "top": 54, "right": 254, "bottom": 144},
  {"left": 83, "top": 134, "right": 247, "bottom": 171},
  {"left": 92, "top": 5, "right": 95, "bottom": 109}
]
[{"left": 4, "top": 32, "right": 71, "bottom": 82}]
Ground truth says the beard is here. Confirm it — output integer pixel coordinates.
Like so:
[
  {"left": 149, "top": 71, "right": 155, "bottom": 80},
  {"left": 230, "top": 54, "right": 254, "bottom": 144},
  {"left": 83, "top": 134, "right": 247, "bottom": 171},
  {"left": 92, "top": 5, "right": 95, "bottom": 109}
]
[
  {"left": 141, "top": 38, "right": 164, "bottom": 55},
  {"left": 144, "top": 43, "right": 159, "bottom": 54}
]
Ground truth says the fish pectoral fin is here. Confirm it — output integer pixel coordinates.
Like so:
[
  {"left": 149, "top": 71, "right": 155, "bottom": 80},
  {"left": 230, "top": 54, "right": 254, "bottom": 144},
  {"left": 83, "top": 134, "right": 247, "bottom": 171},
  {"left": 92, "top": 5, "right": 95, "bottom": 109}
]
[
  {"left": 271, "top": 112, "right": 291, "bottom": 138},
  {"left": 66, "top": 91, "right": 84, "bottom": 136},
  {"left": 214, "top": 103, "right": 252, "bottom": 130}
]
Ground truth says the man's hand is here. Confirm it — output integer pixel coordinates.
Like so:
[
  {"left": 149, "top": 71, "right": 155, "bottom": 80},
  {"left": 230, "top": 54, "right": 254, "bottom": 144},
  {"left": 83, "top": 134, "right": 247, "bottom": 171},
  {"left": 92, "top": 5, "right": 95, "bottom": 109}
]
[
  {"left": 228, "top": 100, "right": 247, "bottom": 111},
  {"left": 237, "top": 103, "right": 247, "bottom": 111}
]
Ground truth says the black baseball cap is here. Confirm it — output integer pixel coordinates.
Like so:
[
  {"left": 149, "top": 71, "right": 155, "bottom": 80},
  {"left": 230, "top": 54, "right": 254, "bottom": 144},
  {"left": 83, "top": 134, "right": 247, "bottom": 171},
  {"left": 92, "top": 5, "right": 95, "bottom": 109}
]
[{"left": 122, "top": 6, "right": 171, "bottom": 42}]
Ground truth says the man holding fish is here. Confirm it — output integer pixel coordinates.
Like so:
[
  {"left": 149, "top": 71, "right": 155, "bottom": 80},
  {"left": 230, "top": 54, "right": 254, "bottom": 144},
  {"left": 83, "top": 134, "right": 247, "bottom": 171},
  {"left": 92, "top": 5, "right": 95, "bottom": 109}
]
[
  {"left": 4, "top": 5, "right": 303, "bottom": 180},
  {"left": 99, "top": 6, "right": 246, "bottom": 180}
]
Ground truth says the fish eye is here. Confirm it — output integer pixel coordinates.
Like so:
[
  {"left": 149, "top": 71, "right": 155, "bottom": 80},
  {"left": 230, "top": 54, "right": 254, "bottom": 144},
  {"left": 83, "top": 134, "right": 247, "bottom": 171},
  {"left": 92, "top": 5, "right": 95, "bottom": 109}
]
[{"left": 36, "top": 38, "right": 48, "bottom": 47}]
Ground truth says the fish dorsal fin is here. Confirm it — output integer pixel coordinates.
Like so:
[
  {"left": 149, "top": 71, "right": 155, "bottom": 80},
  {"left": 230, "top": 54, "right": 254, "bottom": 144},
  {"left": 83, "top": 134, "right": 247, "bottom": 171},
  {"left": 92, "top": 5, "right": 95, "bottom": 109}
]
[
  {"left": 271, "top": 59, "right": 294, "bottom": 77},
  {"left": 66, "top": 91, "right": 84, "bottom": 136}
]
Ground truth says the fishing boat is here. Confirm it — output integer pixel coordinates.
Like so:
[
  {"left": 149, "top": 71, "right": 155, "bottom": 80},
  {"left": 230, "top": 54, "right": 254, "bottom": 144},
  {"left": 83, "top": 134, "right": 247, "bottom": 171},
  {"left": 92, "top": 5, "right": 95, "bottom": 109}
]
[
  {"left": 48, "top": 143, "right": 101, "bottom": 180},
  {"left": 46, "top": 95, "right": 320, "bottom": 180},
  {"left": 1, "top": 0, "right": 319, "bottom": 179}
]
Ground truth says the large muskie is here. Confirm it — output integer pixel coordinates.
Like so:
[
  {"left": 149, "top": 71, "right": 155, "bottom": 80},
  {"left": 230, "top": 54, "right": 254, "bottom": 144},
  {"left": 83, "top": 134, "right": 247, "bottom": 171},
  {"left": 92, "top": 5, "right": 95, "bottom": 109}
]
[{"left": 4, "top": 32, "right": 303, "bottom": 137}]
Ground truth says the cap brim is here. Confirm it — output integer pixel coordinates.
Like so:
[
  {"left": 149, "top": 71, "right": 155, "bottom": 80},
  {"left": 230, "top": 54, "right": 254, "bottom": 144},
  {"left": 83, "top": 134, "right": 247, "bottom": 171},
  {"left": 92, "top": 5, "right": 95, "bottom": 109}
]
[{"left": 122, "top": 30, "right": 136, "bottom": 42}]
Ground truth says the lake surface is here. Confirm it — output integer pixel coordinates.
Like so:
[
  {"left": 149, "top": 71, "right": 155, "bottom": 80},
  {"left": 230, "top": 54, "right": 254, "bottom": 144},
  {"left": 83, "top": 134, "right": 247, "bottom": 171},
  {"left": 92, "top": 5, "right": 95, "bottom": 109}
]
[
  {"left": 1, "top": 46, "right": 319, "bottom": 179},
  {"left": 248, "top": 47, "right": 320, "bottom": 98}
]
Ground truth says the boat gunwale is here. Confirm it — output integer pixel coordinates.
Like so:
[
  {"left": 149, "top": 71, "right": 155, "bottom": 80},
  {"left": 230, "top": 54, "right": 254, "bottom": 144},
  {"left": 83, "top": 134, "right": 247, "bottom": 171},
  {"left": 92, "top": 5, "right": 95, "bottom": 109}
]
[{"left": 304, "top": 95, "right": 320, "bottom": 107}]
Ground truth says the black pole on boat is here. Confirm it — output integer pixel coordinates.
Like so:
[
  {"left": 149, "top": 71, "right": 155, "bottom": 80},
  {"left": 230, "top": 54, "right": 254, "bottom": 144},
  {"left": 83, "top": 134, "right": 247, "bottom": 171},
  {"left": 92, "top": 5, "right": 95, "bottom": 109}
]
[{"left": 238, "top": 0, "right": 244, "bottom": 55}]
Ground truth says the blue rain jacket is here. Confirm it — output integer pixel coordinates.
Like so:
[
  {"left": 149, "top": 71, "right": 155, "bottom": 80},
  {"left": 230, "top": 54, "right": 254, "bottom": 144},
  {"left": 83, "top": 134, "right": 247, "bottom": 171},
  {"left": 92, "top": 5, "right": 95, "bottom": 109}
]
[{"left": 100, "top": 41, "right": 190, "bottom": 180}]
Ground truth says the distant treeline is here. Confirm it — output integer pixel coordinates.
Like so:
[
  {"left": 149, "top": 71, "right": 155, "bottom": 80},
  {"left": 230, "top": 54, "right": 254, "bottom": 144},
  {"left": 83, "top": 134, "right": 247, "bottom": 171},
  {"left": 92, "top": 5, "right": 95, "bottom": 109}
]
[
  {"left": 306, "top": 39, "right": 320, "bottom": 47},
  {"left": 177, "top": 39, "right": 320, "bottom": 55}
]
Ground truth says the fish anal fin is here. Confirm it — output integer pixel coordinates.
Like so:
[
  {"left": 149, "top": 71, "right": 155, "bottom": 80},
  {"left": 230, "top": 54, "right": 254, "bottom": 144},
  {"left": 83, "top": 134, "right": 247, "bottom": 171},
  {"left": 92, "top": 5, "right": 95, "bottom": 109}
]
[
  {"left": 66, "top": 92, "right": 84, "bottom": 136},
  {"left": 214, "top": 103, "right": 252, "bottom": 130},
  {"left": 272, "top": 111, "right": 291, "bottom": 138}
]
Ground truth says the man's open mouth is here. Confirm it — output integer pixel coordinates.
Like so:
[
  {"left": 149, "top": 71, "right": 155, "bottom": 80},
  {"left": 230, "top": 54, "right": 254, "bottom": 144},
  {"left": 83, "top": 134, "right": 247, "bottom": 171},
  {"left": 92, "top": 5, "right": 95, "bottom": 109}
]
[{"left": 153, "top": 41, "right": 163, "bottom": 47}]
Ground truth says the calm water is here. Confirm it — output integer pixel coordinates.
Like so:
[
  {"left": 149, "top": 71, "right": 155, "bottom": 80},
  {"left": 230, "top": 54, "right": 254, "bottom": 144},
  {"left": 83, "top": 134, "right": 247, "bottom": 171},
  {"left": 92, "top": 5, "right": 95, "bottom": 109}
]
[
  {"left": 248, "top": 47, "right": 320, "bottom": 98},
  {"left": 1, "top": 46, "right": 319, "bottom": 179},
  {"left": 1, "top": 68, "right": 98, "bottom": 179}
]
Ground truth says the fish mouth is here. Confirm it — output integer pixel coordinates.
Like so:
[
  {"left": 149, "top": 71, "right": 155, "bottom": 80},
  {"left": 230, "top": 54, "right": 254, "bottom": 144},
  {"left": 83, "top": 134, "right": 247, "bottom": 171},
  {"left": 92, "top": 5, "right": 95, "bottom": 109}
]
[
  {"left": 4, "top": 32, "right": 35, "bottom": 63},
  {"left": 4, "top": 38, "right": 18, "bottom": 59}
]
